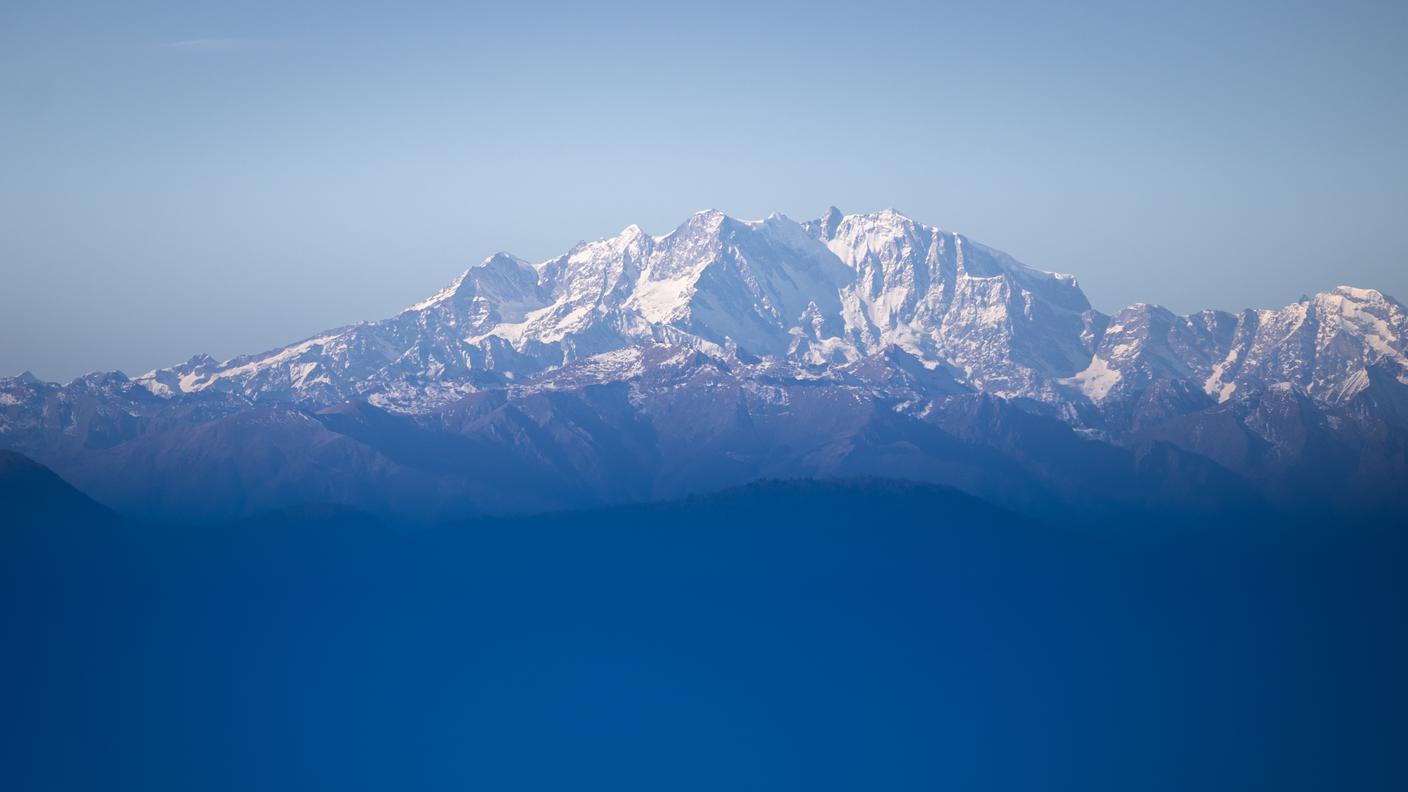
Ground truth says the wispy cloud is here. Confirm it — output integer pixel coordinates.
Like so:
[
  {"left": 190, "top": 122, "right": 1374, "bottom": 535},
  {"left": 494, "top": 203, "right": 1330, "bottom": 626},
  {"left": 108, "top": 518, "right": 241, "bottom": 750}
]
[{"left": 159, "top": 38, "right": 266, "bottom": 52}]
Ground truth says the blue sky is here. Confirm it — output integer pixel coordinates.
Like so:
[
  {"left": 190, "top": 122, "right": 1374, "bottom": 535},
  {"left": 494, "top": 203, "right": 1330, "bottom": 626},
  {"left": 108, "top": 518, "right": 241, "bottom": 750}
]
[{"left": 3, "top": 0, "right": 1406, "bottom": 380}]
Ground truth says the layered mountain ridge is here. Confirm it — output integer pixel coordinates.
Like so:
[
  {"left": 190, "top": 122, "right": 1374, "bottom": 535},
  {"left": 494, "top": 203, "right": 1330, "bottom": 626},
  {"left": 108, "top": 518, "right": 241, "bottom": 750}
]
[{"left": 3, "top": 208, "right": 1405, "bottom": 522}]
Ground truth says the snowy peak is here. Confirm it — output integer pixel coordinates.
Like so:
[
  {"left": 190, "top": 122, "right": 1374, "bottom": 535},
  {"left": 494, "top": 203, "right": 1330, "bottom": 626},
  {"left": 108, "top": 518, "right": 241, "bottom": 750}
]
[
  {"left": 403, "top": 252, "right": 537, "bottom": 313},
  {"left": 1064, "top": 285, "right": 1407, "bottom": 413},
  {"left": 1316, "top": 286, "right": 1405, "bottom": 363},
  {"left": 1067, "top": 303, "right": 1236, "bottom": 404},
  {"left": 1199, "top": 286, "right": 1407, "bottom": 406},
  {"left": 817, "top": 206, "right": 844, "bottom": 240}
]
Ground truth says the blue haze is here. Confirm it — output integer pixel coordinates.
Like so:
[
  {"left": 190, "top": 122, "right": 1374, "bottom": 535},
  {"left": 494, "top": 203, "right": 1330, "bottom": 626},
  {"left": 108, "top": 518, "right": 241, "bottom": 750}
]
[{"left": 2, "top": 0, "right": 1406, "bottom": 381}]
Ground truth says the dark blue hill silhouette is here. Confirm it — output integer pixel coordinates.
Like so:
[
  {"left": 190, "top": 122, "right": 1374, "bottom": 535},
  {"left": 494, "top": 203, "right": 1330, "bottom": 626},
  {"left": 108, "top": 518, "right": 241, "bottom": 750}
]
[
  {"left": 4, "top": 457, "right": 1407, "bottom": 791},
  {"left": 0, "top": 450, "right": 114, "bottom": 524}
]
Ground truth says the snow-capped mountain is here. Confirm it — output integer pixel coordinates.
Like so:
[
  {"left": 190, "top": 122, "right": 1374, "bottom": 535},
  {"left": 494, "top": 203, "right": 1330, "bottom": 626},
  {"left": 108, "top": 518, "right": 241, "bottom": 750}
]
[
  {"left": 1069, "top": 287, "right": 1408, "bottom": 409},
  {"left": 121, "top": 208, "right": 1106, "bottom": 412},
  {"left": 2, "top": 208, "right": 1405, "bottom": 522},
  {"left": 113, "top": 207, "right": 1405, "bottom": 420}
]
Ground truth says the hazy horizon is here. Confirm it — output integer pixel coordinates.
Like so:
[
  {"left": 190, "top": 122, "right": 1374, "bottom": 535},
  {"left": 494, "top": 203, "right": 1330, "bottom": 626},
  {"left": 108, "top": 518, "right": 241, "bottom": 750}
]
[{"left": 5, "top": 0, "right": 1406, "bottom": 381}]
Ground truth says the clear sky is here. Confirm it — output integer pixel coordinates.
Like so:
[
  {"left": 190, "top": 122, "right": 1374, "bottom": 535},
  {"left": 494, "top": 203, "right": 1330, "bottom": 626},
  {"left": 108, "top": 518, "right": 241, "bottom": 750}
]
[{"left": 3, "top": 0, "right": 1406, "bottom": 381}]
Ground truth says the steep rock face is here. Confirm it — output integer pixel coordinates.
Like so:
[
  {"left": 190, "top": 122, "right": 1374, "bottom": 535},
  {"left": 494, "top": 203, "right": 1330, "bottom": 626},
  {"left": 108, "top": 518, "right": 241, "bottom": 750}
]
[
  {"left": 1064, "top": 287, "right": 1408, "bottom": 437},
  {"left": 811, "top": 208, "right": 1101, "bottom": 397},
  {"left": 1204, "top": 287, "right": 1408, "bottom": 406},
  {"left": 1066, "top": 305, "right": 1236, "bottom": 404}
]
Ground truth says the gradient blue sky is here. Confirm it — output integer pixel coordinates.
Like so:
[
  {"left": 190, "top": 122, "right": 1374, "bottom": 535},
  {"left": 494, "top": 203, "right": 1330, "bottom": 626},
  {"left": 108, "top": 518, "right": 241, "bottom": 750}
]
[{"left": 3, "top": 0, "right": 1406, "bottom": 381}]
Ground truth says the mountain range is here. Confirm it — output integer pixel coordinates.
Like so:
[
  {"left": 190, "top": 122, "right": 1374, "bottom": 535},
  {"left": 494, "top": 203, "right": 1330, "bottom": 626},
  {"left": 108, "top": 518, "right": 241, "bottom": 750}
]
[{"left": 4, "top": 207, "right": 1406, "bottom": 523}]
